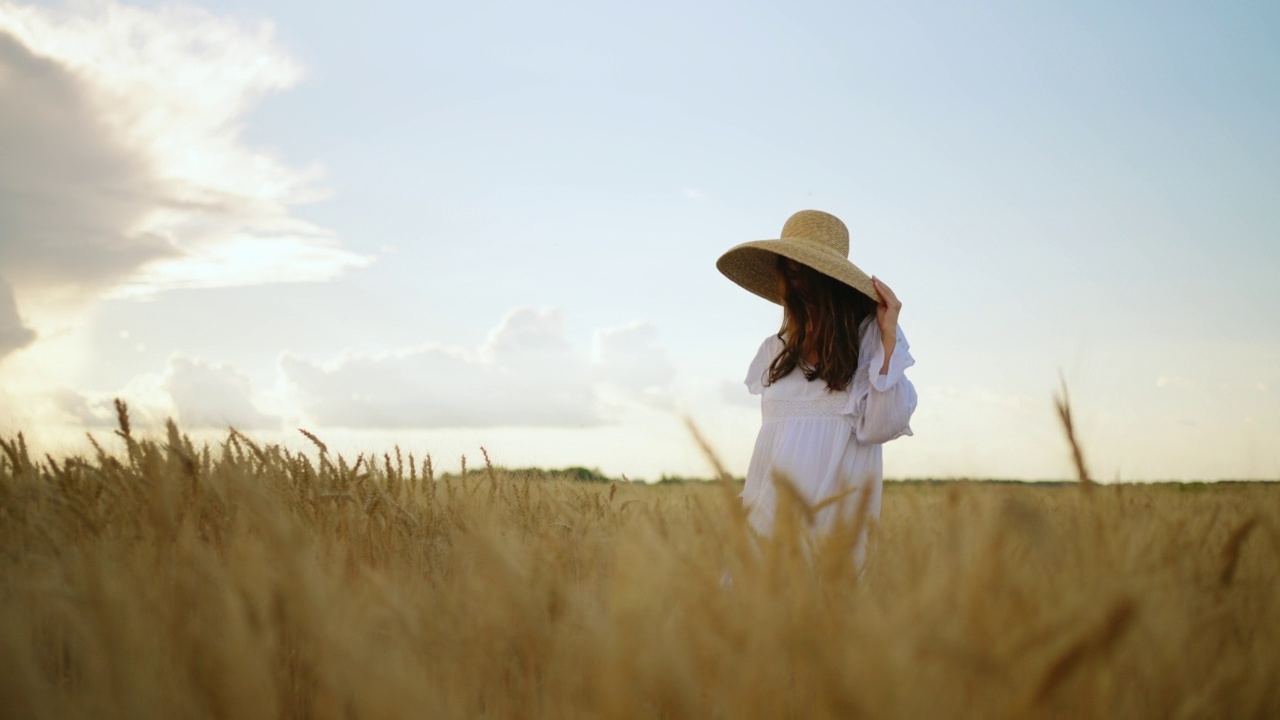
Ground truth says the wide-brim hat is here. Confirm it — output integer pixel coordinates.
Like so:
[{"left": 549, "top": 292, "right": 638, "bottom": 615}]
[{"left": 716, "top": 209, "right": 880, "bottom": 305}]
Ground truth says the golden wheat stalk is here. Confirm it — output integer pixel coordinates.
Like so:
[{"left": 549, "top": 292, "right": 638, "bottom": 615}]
[
  {"left": 1028, "top": 597, "right": 1135, "bottom": 706},
  {"left": 1220, "top": 516, "right": 1259, "bottom": 586},
  {"left": 683, "top": 415, "right": 733, "bottom": 484},
  {"left": 1054, "top": 378, "right": 1092, "bottom": 490},
  {"left": 297, "top": 427, "right": 328, "bottom": 455}
]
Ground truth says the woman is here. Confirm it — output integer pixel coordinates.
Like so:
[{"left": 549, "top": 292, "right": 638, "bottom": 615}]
[{"left": 716, "top": 209, "right": 917, "bottom": 566}]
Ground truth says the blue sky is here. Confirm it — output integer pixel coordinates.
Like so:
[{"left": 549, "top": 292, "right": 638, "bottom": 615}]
[{"left": 1, "top": 0, "right": 1277, "bottom": 480}]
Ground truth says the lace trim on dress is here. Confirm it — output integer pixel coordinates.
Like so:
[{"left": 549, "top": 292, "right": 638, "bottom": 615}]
[{"left": 762, "top": 395, "right": 849, "bottom": 421}]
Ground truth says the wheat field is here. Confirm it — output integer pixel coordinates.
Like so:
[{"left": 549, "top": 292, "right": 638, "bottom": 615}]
[{"left": 1, "top": 408, "right": 1278, "bottom": 719}]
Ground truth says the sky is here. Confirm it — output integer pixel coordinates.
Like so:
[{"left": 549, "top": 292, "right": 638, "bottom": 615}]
[{"left": 0, "top": 0, "right": 1277, "bottom": 481}]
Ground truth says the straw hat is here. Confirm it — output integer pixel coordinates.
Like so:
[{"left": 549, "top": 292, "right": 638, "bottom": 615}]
[{"left": 716, "top": 210, "right": 880, "bottom": 305}]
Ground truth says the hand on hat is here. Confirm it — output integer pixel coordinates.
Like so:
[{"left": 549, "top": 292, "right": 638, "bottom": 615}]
[
  {"left": 872, "top": 277, "right": 901, "bottom": 374},
  {"left": 872, "top": 277, "right": 901, "bottom": 336}
]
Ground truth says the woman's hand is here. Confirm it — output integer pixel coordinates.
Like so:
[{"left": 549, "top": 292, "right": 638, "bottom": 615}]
[{"left": 872, "top": 277, "right": 901, "bottom": 375}]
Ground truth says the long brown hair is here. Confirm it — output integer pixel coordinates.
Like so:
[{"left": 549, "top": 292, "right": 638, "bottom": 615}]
[{"left": 765, "top": 256, "right": 879, "bottom": 392}]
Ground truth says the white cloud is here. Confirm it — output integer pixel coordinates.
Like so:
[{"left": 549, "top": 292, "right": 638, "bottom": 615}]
[
  {"left": 594, "top": 320, "right": 676, "bottom": 409},
  {"left": 42, "top": 307, "right": 682, "bottom": 433},
  {"left": 53, "top": 354, "right": 278, "bottom": 430},
  {"left": 0, "top": 1, "right": 369, "bottom": 313},
  {"left": 482, "top": 306, "right": 579, "bottom": 365},
  {"left": 52, "top": 388, "right": 121, "bottom": 428},
  {"left": 278, "top": 309, "right": 686, "bottom": 429},
  {"left": 282, "top": 307, "right": 603, "bottom": 429},
  {"left": 166, "top": 356, "right": 278, "bottom": 430}
]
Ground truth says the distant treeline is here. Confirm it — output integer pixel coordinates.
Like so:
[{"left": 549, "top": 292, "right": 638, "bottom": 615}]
[
  {"left": 436, "top": 466, "right": 728, "bottom": 485},
  {"left": 440, "top": 467, "right": 1277, "bottom": 487}
]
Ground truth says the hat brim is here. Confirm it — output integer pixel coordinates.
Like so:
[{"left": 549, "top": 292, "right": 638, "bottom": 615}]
[{"left": 716, "top": 238, "right": 880, "bottom": 305}]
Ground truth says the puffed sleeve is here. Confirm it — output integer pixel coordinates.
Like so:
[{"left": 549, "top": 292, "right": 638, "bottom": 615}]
[
  {"left": 843, "top": 322, "right": 917, "bottom": 444},
  {"left": 744, "top": 335, "right": 783, "bottom": 396}
]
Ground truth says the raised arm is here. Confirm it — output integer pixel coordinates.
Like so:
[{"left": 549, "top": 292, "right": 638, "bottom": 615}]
[
  {"left": 872, "top": 276, "right": 901, "bottom": 376},
  {"left": 842, "top": 277, "right": 917, "bottom": 444}
]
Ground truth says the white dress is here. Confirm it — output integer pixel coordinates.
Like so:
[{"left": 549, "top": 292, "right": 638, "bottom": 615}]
[{"left": 739, "top": 318, "right": 917, "bottom": 562}]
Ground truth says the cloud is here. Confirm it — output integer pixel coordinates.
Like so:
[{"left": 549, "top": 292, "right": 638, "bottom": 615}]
[
  {"left": 0, "top": 1, "right": 369, "bottom": 308},
  {"left": 53, "top": 355, "right": 278, "bottom": 430},
  {"left": 0, "top": 278, "right": 35, "bottom": 358},
  {"left": 0, "top": 30, "right": 169, "bottom": 292},
  {"left": 51, "top": 387, "right": 118, "bottom": 428},
  {"left": 41, "top": 308, "right": 680, "bottom": 433},
  {"left": 166, "top": 357, "right": 278, "bottom": 430},
  {"left": 282, "top": 308, "right": 603, "bottom": 428},
  {"left": 594, "top": 320, "right": 676, "bottom": 408},
  {"left": 482, "top": 305, "right": 580, "bottom": 365}
]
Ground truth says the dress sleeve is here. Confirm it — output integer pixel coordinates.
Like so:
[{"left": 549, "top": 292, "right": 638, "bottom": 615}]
[
  {"left": 842, "top": 322, "right": 917, "bottom": 444},
  {"left": 744, "top": 335, "right": 782, "bottom": 396}
]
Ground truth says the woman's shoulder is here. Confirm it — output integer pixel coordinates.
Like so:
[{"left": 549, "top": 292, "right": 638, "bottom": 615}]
[
  {"left": 745, "top": 334, "right": 784, "bottom": 396},
  {"left": 749, "top": 334, "right": 784, "bottom": 377},
  {"left": 756, "top": 333, "right": 784, "bottom": 357}
]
